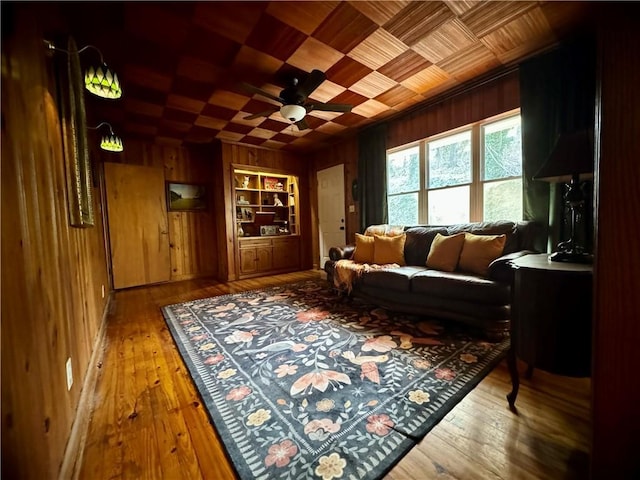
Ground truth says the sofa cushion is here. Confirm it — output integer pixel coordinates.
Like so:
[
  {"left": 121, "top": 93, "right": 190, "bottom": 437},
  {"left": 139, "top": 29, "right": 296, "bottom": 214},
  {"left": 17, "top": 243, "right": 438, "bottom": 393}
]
[
  {"left": 353, "top": 233, "right": 375, "bottom": 263},
  {"left": 373, "top": 234, "right": 406, "bottom": 265},
  {"left": 426, "top": 233, "right": 465, "bottom": 272},
  {"left": 404, "top": 226, "right": 448, "bottom": 266},
  {"left": 362, "top": 266, "right": 424, "bottom": 291},
  {"left": 459, "top": 233, "right": 507, "bottom": 276},
  {"left": 411, "top": 269, "right": 511, "bottom": 304}
]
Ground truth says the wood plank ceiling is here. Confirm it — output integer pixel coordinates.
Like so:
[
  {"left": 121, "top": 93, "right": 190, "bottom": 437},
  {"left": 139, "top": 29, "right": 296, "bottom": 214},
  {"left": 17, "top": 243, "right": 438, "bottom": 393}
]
[{"left": 62, "top": 1, "right": 593, "bottom": 152}]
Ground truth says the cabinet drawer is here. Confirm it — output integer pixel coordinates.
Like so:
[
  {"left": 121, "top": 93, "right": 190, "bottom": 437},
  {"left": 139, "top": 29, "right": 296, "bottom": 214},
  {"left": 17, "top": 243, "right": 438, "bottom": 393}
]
[{"left": 239, "top": 238, "right": 272, "bottom": 248}]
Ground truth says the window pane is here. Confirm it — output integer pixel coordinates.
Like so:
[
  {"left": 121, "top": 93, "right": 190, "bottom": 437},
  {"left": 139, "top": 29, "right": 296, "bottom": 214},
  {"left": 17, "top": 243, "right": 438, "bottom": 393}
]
[
  {"left": 483, "top": 116, "right": 522, "bottom": 180},
  {"left": 428, "top": 186, "right": 469, "bottom": 225},
  {"left": 483, "top": 179, "right": 523, "bottom": 221},
  {"left": 387, "top": 146, "right": 419, "bottom": 194},
  {"left": 428, "top": 131, "right": 471, "bottom": 188},
  {"left": 388, "top": 193, "right": 418, "bottom": 225}
]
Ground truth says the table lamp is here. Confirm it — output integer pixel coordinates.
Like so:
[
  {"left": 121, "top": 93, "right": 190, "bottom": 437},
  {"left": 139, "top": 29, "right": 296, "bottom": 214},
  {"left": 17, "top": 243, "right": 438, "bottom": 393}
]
[{"left": 533, "top": 129, "right": 594, "bottom": 263}]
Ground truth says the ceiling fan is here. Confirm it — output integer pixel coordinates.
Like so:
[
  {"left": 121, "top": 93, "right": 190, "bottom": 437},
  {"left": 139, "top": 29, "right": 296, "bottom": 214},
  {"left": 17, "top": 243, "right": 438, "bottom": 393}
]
[{"left": 241, "top": 69, "right": 352, "bottom": 130}]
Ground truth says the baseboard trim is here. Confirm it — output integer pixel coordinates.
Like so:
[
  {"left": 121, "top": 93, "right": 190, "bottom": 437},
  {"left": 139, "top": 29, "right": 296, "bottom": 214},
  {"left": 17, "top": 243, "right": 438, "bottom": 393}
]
[{"left": 58, "top": 292, "right": 112, "bottom": 480}]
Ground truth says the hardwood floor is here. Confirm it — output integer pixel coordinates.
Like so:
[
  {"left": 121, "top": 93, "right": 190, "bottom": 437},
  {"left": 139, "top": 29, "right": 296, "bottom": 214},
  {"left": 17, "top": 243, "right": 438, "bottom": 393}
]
[{"left": 77, "top": 270, "right": 591, "bottom": 480}]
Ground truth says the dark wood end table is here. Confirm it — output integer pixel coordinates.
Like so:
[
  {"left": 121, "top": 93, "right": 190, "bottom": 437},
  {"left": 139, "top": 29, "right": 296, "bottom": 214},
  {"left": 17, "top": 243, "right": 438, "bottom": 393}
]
[{"left": 507, "top": 253, "right": 592, "bottom": 409}]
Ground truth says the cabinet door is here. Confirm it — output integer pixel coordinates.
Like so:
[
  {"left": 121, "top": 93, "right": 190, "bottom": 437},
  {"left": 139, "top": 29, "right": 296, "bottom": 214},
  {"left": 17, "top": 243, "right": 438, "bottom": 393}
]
[
  {"left": 273, "top": 238, "right": 300, "bottom": 270},
  {"left": 256, "top": 245, "right": 273, "bottom": 271},
  {"left": 239, "top": 248, "right": 258, "bottom": 275}
]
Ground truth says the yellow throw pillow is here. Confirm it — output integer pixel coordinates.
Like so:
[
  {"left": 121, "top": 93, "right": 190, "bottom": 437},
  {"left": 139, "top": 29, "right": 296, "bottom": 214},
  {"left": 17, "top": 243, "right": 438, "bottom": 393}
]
[
  {"left": 373, "top": 234, "right": 406, "bottom": 265},
  {"left": 352, "top": 233, "right": 375, "bottom": 263},
  {"left": 458, "top": 233, "right": 507, "bottom": 276},
  {"left": 426, "top": 233, "right": 465, "bottom": 272}
]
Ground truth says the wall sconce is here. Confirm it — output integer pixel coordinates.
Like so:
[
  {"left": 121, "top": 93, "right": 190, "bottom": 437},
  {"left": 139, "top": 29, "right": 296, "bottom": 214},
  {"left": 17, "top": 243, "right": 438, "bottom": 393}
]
[
  {"left": 45, "top": 40, "right": 123, "bottom": 99},
  {"left": 89, "top": 122, "right": 124, "bottom": 152}
]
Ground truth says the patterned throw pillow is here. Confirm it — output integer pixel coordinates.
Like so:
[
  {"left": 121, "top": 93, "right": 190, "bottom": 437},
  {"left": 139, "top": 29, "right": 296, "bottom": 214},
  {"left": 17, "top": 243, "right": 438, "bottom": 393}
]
[
  {"left": 352, "top": 233, "right": 375, "bottom": 263},
  {"left": 425, "top": 233, "right": 465, "bottom": 272},
  {"left": 458, "top": 233, "right": 507, "bottom": 276},
  {"left": 373, "top": 233, "right": 406, "bottom": 265}
]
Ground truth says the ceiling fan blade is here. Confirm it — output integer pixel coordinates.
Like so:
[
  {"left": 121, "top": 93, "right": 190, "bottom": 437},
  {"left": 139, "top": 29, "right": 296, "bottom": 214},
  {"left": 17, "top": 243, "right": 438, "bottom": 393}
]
[
  {"left": 243, "top": 107, "right": 279, "bottom": 120},
  {"left": 241, "top": 82, "right": 284, "bottom": 104},
  {"left": 299, "top": 69, "right": 326, "bottom": 97},
  {"left": 295, "top": 118, "right": 309, "bottom": 130},
  {"left": 306, "top": 102, "right": 352, "bottom": 113}
]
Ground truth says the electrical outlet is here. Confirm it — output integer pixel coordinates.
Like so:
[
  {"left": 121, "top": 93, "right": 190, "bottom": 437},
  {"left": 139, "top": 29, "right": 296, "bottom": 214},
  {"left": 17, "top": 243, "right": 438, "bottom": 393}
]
[
  {"left": 66, "top": 357, "right": 73, "bottom": 391},
  {"left": 101, "top": 284, "right": 105, "bottom": 299},
  {"left": 348, "top": 204, "right": 356, "bottom": 213}
]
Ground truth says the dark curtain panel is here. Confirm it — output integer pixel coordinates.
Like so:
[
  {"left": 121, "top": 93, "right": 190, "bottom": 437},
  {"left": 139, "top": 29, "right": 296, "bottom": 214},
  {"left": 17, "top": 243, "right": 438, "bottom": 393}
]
[
  {"left": 358, "top": 123, "right": 388, "bottom": 232},
  {"left": 520, "top": 36, "right": 596, "bottom": 252}
]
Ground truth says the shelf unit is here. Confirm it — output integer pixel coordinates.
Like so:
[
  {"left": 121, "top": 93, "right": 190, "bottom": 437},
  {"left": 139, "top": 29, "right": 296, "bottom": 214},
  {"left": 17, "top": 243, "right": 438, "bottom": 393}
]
[
  {"left": 233, "top": 168, "right": 299, "bottom": 237},
  {"left": 233, "top": 167, "right": 301, "bottom": 279}
]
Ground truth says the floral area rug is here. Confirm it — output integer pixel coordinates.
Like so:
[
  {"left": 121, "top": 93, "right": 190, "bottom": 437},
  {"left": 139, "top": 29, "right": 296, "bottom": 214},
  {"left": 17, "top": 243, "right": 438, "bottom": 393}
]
[{"left": 161, "top": 279, "right": 509, "bottom": 480}]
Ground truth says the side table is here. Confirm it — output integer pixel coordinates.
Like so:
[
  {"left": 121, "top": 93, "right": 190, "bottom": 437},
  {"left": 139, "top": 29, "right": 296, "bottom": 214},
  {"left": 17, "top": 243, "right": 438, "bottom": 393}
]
[{"left": 506, "top": 253, "right": 592, "bottom": 409}]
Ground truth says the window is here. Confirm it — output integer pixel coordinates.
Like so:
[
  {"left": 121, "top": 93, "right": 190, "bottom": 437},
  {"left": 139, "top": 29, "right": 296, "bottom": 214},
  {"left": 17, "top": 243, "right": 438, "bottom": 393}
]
[
  {"left": 386, "top": 111, "right": 522, "bottom": 225},
  {"left": 481, "top": 115, "right": 522, "bottom": 221},
  {"left": 427, "top": 130, "right": 472, "bottom": 224},
  {"left": 386, "top": 145, "right": 420, "bottom": 225}
]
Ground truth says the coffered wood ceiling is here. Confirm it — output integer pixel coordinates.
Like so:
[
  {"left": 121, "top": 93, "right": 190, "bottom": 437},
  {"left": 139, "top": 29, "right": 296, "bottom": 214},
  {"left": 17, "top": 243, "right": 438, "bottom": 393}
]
[{"left": 61, "top": 1, "right": 594, "bottom": 152}]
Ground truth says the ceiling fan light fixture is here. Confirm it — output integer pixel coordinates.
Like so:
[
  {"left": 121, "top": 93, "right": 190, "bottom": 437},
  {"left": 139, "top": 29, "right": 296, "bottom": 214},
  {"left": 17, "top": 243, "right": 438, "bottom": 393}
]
[{"left": 280, "top": 104, "right": 306, "bottom": 123}]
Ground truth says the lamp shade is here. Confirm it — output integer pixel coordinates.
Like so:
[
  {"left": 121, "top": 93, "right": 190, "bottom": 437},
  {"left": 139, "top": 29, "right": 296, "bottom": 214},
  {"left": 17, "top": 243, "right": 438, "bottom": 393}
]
[
  {"left": 85, "top": 63, "right": 122, "bottom": 99},
  {"left": 100, "top": 134, "right": 124, "bottom": 152},
  {"left": 280, "top": 104, "right": 306, "bottom": 122},
  {"left": 534, "top": 129, "right": 594, "bottom": 183}
]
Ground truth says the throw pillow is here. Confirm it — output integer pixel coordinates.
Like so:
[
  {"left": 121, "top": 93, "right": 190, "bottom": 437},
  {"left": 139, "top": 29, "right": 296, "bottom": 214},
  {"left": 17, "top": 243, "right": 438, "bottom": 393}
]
[
  {"left": 426, "top": 233, "right": 465, "bottom": 272},
  {"left": 373, "top": 233, "right": 406, "bottom": 265},
  {"left": 459, "top": 233, "right": 507, "bottom": 276},
  {"left": 352, "top": 233, "right": 375, "bottom": 263}
]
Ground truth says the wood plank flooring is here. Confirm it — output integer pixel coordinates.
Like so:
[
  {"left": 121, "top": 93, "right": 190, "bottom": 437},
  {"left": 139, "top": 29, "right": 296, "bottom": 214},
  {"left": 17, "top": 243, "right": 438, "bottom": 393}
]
[{"left": 77, "top": 270, "right": 591, "bottom": 479}]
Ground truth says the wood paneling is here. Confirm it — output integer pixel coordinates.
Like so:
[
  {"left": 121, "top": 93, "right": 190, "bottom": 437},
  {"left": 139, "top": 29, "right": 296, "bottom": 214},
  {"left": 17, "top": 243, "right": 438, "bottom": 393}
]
[
  {"left": 386, "top": 68, "right": 520, "bottom": 149},
  {"left": 100, "top": 140, "right": 218, "bottom": 283},
  {"left": 1, "top": 6, "right": 110, "bottom": 477},
  {"left": 591, "top": 6, "right": 640, "bottom": 478},
  {"left": 218, "top": 142, "right": 310, "bottom": 280}
]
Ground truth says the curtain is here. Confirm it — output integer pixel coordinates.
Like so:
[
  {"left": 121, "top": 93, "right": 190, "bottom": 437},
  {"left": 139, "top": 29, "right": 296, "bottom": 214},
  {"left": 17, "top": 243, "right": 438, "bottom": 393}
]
[
  {"left": 520, "top": 35, "right": 596, "bottom": 252},
  {"left": 358, "top": 123, "right": 388, "bottom": 232}
]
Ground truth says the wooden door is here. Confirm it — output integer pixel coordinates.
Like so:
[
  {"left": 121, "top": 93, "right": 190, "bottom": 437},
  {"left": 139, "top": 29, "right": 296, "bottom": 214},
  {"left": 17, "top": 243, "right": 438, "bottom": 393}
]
[
  {"left": 104, "top": 163, "right": 171, "bottom": 289},
  {"left": 317, "top": 164, "right": 346, "bottom": 267}
]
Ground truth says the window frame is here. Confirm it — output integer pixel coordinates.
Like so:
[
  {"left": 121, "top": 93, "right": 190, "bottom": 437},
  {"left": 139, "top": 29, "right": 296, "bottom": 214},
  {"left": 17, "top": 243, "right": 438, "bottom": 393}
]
[{"left": 386, "top": 109, "right": 522, "bottom": 225}]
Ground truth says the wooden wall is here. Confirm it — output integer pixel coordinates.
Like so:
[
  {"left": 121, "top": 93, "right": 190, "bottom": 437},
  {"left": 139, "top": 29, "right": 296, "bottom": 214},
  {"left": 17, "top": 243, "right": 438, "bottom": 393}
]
[
  {"left": 217, "top": 142, "right": 310, "bottom": 280},
  {"left": 1, "top": 7, "right": 110, "bottom": 478},
  {"left": 99, "top": 141, "right": 218, "bottom": 282},
  {"left": 591, "top": 6, "right": 640, "bottom": 477},
  {"left": 386, "top": 69, "right": 520, "bottom": 150}
]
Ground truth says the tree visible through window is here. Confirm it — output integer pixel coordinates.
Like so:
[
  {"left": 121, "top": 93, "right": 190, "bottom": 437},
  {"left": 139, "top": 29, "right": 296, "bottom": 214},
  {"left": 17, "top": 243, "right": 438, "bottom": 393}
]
[
  {"left": 386, "top": 111, "right": 522, "bottom": 225},
  {"left": 387, "top": 146, "right": 419, "bottom": 225}
]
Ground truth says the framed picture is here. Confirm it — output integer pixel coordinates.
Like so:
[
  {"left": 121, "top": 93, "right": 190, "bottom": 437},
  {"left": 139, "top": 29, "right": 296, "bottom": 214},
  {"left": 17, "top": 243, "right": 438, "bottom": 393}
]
[
  {"left": 263, "top": 176, "right": 284, "bottom": 191},
  {"left": 166, "top": 182, "right": 207, "bottom": 211},
  {"left": 241, "top": 207, "right": 253, "bottom": 221},
  {"left": 59, "top": 36, "right": 95, "bottom": 227}
]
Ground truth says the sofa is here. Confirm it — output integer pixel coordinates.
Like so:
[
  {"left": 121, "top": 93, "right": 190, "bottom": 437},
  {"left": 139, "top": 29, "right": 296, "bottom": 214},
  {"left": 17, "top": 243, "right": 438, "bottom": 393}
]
[{"left": 324, "top": 221, "right": 540, "bottom": 340}]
